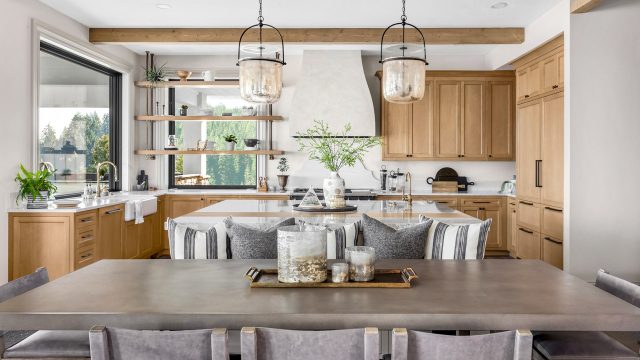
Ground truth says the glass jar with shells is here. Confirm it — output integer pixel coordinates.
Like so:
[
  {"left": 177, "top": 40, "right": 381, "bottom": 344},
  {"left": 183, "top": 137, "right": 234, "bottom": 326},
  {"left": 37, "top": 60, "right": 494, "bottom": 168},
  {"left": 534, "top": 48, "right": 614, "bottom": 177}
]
[{"left": 277, "top": 225, "right": 328, "bottom": 283}]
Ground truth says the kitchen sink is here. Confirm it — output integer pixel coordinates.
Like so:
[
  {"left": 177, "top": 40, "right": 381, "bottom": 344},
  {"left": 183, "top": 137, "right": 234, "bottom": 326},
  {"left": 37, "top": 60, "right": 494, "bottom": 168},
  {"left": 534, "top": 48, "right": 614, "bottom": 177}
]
[{"left": 111, "top": 195, "right": 158, "bottom": 221}]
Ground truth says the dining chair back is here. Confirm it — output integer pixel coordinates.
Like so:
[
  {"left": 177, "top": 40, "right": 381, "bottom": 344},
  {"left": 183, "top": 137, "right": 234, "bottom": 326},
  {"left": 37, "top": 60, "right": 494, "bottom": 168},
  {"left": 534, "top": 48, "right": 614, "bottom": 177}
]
[
  {"left": 595, "top": 269, "right": 640, "bottom": 307},
  {"left": 240, "top": 327, "right": 379, "bottom": 360},
  {"left": 89, "top": 326, "right": 228, "bottom": 360},
  {"left": 391, "top": 328, "right": 533, "bottom": 360},
  {"left": 0, "top": 267, "right": 48, "bottom": 303}
]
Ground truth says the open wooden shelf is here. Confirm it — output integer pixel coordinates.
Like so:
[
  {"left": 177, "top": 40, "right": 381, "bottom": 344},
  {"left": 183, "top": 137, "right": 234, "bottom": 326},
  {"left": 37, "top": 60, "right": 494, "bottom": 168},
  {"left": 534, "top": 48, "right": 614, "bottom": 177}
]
[
  {"left": 134, "top": 115, "right": 284, "bottom": 121},
  {"left": 135, "top": 149, "right": 285, "bottom": 156},
  {"left": 134, "top": 80, "right": 239, "bottom": 88}
]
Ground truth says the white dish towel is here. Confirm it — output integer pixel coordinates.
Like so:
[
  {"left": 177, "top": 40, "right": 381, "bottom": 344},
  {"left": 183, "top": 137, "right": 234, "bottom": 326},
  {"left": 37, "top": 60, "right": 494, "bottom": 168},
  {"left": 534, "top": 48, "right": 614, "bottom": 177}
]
[{"left": 134, "top": 200, "right": 144, "bottom": 224}]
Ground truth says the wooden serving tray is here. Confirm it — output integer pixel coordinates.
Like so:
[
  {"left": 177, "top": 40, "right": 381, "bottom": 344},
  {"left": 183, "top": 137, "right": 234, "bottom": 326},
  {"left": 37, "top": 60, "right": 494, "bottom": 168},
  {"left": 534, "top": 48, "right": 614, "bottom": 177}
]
[{"left": 244, "top": 267, "right": 418, "bottom": 288}]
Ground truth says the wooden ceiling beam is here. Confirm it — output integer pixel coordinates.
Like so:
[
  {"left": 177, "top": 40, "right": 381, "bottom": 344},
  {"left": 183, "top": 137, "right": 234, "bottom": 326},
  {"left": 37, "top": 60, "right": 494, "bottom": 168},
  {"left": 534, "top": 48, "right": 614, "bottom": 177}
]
[
  {"left": 571, "top": 0, "right": 603, "bottom": 13},
  {"left": 89, "top": 27, "right": 524, "bottom": 45}
]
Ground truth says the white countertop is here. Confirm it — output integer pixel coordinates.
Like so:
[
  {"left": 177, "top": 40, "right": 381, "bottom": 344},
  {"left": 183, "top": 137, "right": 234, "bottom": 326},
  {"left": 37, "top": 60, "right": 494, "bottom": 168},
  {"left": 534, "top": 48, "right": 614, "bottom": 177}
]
[{"left": 8, "top": 188, "right": 515, "bottom": 213}]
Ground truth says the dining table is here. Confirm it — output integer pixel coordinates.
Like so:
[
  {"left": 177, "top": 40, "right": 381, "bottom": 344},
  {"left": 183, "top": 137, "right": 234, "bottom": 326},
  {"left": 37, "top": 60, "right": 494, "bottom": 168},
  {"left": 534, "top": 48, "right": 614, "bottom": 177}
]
[{"left": 1, "top": 259, "right": 639, "bottom": 332}]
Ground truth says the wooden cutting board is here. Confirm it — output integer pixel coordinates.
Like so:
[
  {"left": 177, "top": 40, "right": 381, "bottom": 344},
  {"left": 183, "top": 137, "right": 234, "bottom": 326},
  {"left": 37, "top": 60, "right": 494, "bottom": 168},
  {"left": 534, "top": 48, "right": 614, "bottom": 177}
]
[{"left": 432, "top": 181, "right": 459, "bottom": 193}]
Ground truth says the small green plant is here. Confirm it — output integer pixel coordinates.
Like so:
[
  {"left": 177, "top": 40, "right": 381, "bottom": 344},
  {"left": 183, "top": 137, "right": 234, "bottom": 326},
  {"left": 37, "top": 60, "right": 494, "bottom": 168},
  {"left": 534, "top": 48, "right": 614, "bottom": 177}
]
[
  {"left": 180, "top": 105, "right": 188, "bottom": 110},
  {"left": 14, "top": 164, "right": 57, "bottom": 203},
  {"left": 277, "top": 157, "right": 289, "bottom": 174},
  {"left": 295, "top": 120, "right": 382, "bottom": 173},
  {"left": 224, "top": 134, "right": 238, "bottom": 143},
  {"left": 143, "top": 62, "right": 166, "bottom": 83}
]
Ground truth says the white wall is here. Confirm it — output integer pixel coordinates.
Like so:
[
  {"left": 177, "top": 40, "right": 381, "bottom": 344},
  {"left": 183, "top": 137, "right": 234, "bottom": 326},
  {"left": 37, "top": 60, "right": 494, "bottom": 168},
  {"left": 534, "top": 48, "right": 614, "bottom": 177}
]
[
  {"left": 0, "top": 0, "right": 138, "bottom": 283},
  {"left": 568, "top": 0, "right": 640, "bottom": 281},
  {"left": 135, "top": 53, "right": 517, "bottom": 192}
]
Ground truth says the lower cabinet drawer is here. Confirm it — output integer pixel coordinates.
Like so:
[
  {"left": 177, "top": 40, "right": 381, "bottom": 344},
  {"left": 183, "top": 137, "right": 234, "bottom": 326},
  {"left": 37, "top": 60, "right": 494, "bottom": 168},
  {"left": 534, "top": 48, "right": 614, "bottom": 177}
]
[
  {"left": 461, "top": 198, "right": 501, "bottom": 208},
  {"left": 75, "top": 227, "right": 96, "bottom": 249},
  {"left": 542, "top": 236, "right": 563, "bottom": 269},
  {"left": 517, "top": 201, "right": 541, "bottom": 232},
  {"left": 75, "top": 245, "right": 96, "bottom": 269},
  {"left": 430, "top": 198, "right": 459, "bottom": 209},
  {"left": 542, "top": 206, "right": 563, "bottom": 240},
  {"left": 516, "top": 227, "right": 541, "bottom": 260}
]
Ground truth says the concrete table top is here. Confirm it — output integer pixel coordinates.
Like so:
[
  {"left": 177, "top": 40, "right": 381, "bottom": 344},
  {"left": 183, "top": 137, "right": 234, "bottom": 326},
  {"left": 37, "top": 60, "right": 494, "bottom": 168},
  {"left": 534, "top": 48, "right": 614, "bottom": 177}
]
[{"left": 1, "top": 259, "right": 639, "bottom": 331}]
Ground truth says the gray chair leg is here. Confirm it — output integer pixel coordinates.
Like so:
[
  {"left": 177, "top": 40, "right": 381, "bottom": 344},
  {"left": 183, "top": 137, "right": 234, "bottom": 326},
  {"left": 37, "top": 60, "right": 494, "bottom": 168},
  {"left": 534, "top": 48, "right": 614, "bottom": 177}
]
[
  {"left": 211, "top": 328, "right": 228, "bottom": 360},
  {"left": 514, "top": 329, "right": 533, "bottom": 360},
  {"left": 364, "top": 327, "right": 379, "bottom": 360}
]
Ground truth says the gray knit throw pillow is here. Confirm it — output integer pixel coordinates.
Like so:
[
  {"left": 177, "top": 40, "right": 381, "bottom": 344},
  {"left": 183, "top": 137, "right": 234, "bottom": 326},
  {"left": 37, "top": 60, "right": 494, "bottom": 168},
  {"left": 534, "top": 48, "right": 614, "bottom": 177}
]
[
  {"left": 361, "top": 214, "right": 433, "bottom": 259},
  {"left": 224, "top": 217, "right": 296, "bottom": 259}
]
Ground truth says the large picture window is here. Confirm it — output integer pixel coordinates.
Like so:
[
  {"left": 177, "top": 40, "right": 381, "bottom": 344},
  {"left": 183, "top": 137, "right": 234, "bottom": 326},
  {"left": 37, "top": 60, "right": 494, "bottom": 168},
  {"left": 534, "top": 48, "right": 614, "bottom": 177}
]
[
  {"left": 38, "top": 42, "right": 121, "bottom": 197},
  {"left": 169, "top": 87, "right": 258, "bottom": 189}
]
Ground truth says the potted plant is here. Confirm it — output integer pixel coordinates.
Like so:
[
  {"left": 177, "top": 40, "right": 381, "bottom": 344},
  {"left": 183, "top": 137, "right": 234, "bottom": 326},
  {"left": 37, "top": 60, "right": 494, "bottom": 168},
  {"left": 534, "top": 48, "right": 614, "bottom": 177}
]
[
  {"left": 276, "top": 157, "right": 290, "bottom": 192},
  {"left": 15, "top": 164, "right": 57, "bottom": 209},
  {"left": 296, "top": 120, "right": 381, "bottom": 209},
  {"left": 224, "top": 134, "right": 238, "bottom": 151},
  {"left": 179, "top": 105, "right": 188, "bottom": 116},
  {"left": 143, "top": 62, "right": 166, "bottom": 84}
]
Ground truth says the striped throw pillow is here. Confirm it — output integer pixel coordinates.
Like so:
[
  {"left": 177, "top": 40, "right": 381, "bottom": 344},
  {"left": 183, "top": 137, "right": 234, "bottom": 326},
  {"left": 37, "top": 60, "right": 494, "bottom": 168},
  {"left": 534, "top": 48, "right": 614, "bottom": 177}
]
[
  {"left": 419, "top": 215, "right": 492, "bottom": 260},
  {"left": 326, "top": 221, "right": 361, "bottom": 259},
  {"left": 167, "top": 218, "right": 228, "bottom": 259}
]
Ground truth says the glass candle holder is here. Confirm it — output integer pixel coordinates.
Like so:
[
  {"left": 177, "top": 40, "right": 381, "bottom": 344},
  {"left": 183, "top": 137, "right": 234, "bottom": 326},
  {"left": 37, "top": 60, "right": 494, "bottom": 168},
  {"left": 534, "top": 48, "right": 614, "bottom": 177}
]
[
  {"left": 331, "top": 263, "right": 349, "bottom": 283},
  {"left": 346, "top": 246, "right": 375, "bottom": 282},
  {"left": 277, "top": 225, "right": 327, "bottom": 283}
]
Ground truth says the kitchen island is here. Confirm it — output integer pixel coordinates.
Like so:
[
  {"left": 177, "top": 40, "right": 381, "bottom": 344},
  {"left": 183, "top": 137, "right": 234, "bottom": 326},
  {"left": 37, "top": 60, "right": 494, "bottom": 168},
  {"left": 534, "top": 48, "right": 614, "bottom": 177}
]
[{"left": 174, "top": 199, "right": 477, "bottom": 227}]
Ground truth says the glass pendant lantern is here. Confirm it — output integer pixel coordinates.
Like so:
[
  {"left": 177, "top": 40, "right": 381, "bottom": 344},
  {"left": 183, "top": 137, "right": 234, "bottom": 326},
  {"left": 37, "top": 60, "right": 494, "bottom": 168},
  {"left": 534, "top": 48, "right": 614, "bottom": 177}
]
[
  {"left": 237, "top": 0, "right": 286, "bottom": 104},
  {"left": 380, "top": 0, "right": 428, "bottom": 104}
]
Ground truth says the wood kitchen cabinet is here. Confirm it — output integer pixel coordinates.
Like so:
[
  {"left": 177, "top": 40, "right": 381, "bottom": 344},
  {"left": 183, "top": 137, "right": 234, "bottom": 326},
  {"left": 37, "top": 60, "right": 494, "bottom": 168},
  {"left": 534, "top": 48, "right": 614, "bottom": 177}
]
[
  {"left": 507, "top": 200, "right": 517, "bottom": 256},
  {"left": 461, "top": 197, "right": 506, "bottom": 251},
  {"left": 513, "top": 34, "right": 564, "bottom": 268},
  {"left": 124, "top": 212, "right": 160, "bottom": 259},
  {"left": 381, "top": 81, "right": 434, "bottom": 159},
  {"left": 98, "top": 204, "right": 124, "bottom": 259},
  {"left": 167, "top": 196, "right": 206, "bottom": 218},
  {"left": 378, "top": 71, "right": 515, "bottom": 161}
]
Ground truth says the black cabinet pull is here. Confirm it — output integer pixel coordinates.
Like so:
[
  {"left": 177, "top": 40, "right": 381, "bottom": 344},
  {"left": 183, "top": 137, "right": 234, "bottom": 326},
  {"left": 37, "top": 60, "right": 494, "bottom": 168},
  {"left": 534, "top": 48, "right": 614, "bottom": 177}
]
[
  {"left": 473, "top": 201, "right": 491, "bottom": 204},
  {"left": 519, "top": 228, "right": 534, "bottom": 234},
  {"left": 552, "top": 85, "right": 559, "bottom": 89},
  {"left": 535, "top": 160, "right": 542, "bottom": 188},
  {"left": 544, "top": 236, "right": 562, "bottom": 245},
  {"left": 544, "top": 206, "right": 562, "bottom": 213},
  {"left": 519, "top": 201, "right": 534, "bottom": 206},
  {"left": 105, "top": 208, "right": 122, "bottom": 215},
  {"left": 525, "top": 94, "right": 530, "bottom": 98}
]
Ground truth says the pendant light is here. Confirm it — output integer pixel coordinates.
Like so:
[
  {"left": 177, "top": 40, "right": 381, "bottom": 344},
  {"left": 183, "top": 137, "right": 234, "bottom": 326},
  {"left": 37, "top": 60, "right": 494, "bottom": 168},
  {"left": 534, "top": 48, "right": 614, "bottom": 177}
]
[
  {"left": 237, "top": 0, "right": 286, "bottom": 104},
  {"left": 379, "top": 0, "right": 428, "bottom": 104}
]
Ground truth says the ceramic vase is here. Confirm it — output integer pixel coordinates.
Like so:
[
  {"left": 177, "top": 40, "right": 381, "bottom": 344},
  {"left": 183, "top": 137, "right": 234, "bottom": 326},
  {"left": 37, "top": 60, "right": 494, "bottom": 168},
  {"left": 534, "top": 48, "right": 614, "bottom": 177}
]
[
  {"left": 277, "top": 175, "right": 289, "bottom": 192},
  {"left": 323, "top": 171, "right": 346, "bottom": 209},
  {"left": 225, "top": 142, "right": 235, "bottom": 151}
]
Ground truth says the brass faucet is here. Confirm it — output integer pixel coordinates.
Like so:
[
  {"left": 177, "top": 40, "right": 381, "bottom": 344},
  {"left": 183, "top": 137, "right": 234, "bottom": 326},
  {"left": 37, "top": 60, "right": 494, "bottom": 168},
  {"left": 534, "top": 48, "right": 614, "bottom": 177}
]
[
  {"left": 401, "top": 171, "right": 413, "bottom": 207},
  {"left": 96, "top": 161, "right": 118, "bottom": 198}
]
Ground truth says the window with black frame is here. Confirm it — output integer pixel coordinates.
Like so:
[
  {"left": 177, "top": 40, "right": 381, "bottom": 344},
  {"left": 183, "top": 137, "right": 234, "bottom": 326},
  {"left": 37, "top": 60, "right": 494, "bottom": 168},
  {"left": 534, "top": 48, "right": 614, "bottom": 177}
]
[
  {"left": 38, "top": 41, "right": 122, "bottom": 198},
  {"left": 168, "top": 87, "right": 258, "bottom": 189}
]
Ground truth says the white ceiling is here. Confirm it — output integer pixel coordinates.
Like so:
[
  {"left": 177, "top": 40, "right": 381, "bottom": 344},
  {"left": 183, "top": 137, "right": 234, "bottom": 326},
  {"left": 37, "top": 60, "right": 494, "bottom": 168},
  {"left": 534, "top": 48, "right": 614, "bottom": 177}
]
[{"left": 40, "top": 0, "right": 563, "bottom": 56}]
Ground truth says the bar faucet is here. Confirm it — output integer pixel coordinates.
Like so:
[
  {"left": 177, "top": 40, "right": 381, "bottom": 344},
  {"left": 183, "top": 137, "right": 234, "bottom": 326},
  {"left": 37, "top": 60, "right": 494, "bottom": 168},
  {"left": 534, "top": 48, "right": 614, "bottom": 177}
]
[
  {"left": 401, "top": 171, "right": 413, "bottom": 207},
  {"left": 96, "top": 161, "right": 118, "bottom": 198}
]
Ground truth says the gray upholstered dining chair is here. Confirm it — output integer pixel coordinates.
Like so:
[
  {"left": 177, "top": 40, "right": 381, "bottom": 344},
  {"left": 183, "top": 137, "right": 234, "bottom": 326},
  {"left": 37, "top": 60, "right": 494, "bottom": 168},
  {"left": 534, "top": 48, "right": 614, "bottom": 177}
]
[
  {"left": 0, "top": 267, "right": 90, "bottom": 359},
  {"left": 240, "top": 327, "right": 379, "bottom": 360},
  {"left": 533, "top": 269, "right": 640, "bottom": 360},
  {"left": 89, "top": 326, "right": 229, "bottom": 360},
  {"left": 391, "top": 328, "right": 533, "bottom": 360}
]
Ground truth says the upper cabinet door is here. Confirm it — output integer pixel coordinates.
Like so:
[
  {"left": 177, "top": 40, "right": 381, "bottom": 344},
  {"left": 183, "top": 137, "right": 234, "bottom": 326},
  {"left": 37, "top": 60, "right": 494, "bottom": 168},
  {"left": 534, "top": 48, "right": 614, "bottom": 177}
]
[
  {"left": 382, "top": 100, "right": 412, "bottom": 159},
  {"left": 542, "top": 53, "right": 560, "bottom": 93},
  {"left": 516, "top": 69, "right": 528, "bottom": 102},
  {"left": 487, "top": 81, "right": 515, "bottom": 160},
  {"left": 435, "top": 80, "right": 462, "bottom": 158},
  {"left": 460, "top": 81, "right": 487, "bottom": 159},
  {"left": 526, "top": 62, "right": 542, "bottom": 99},
  {"left": 516, "top": 100, "right": 543, "bottom": 203},
  {"left": 541, "top": 92, "right": 564, "bottom": 208},
  {"left": 411, "top": 80, "right": 434, "bottom": 159},
  {"left": 557, "top": 53, "right": 564, "bottom": 88}
]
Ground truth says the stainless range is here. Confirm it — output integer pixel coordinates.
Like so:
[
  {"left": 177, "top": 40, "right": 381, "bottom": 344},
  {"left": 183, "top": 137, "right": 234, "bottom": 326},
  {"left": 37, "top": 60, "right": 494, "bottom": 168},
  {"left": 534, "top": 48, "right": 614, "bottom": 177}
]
[{"left": 290, "top": 188, "right": 376, "bottom": 201}]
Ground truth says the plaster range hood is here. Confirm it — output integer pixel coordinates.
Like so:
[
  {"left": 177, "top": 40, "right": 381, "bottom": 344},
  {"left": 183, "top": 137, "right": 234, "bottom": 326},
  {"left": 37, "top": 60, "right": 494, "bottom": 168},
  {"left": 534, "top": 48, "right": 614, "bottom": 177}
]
[{"left": 289, "top": 50, "right": 375, "bottom": 137}]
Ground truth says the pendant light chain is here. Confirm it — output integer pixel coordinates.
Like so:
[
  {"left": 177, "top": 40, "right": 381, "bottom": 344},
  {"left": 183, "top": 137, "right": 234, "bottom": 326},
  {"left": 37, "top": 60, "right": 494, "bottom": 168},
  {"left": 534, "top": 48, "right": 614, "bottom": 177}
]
[
  {"left": 401, "top": 0, "right": 407, "bottom": 56},
  {"left": 258, "top": 0, "right": 264, "bottom": 23},
  {"left": 401, "top": 0, "right": 407, "bottom": 22}
]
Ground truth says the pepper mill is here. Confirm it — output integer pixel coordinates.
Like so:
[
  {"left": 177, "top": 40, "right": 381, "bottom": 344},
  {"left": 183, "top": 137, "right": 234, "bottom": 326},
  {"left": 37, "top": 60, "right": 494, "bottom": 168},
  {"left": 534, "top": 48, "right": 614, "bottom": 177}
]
[{"left": 380, "top": 165, "right": 388, "bottom": 191}]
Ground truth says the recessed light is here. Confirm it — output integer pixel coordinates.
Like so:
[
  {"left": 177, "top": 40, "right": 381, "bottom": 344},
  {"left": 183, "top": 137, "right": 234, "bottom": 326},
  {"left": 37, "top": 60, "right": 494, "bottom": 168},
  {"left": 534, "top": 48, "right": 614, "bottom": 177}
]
[
  {"left": 491, "top": 2, "right": 509, "bottom": 9},
  {"left": 156, "top": 3, "right": 171, "bottom": 9}
]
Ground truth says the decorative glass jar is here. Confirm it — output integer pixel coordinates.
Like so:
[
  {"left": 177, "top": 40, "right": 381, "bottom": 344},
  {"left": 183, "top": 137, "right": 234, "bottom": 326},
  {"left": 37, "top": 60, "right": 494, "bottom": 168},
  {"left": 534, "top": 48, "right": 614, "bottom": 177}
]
[
  {"left": 277, "top": 225, "right": 328, "bottom": 283},
  {"left": 346, "top": 246, "right": 375, "bottom": 282}
]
